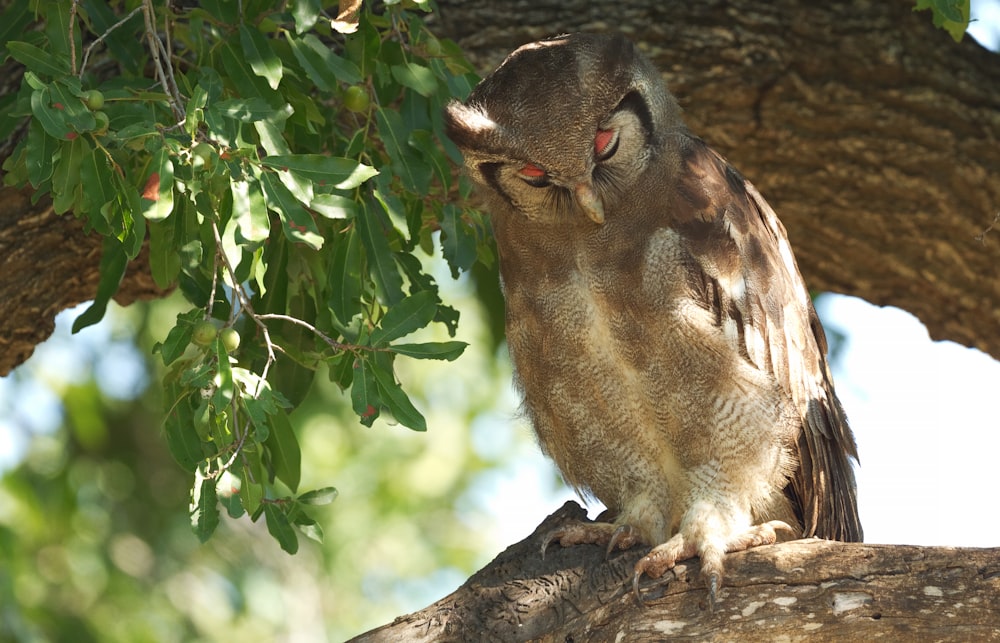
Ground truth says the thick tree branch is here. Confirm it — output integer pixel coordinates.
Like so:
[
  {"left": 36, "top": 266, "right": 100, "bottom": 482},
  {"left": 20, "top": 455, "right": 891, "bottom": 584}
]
[
  {"left": 0, "top": 187, "right": 167, "bottom": 375},
  {"left": 352, "top": 501, "right": 1000, "bottom": 642},
  {"left": 433, "top": 0, "right": 1000, "bottom": 360}
]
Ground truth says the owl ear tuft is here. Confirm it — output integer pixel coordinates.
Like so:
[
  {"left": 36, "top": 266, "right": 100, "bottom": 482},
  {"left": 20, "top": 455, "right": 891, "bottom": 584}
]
[{"left": 443, "top": 101, "right": 499, "bottom": 150}]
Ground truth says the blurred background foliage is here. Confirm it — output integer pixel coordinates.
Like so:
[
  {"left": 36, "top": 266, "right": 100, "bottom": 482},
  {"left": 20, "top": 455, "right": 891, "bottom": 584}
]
[{"left": 0, "top": 271, "right": 556, "bottom": 641}]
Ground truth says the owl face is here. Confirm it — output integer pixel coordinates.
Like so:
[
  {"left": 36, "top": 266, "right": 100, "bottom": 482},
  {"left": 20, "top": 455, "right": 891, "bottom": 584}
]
[{"left": 444, "top": 33, "right": 683, "bottom": 226}]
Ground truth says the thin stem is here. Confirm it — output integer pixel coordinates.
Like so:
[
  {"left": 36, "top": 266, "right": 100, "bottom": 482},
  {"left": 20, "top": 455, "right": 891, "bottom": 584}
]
[{"left": 79, "top": 6, "right": 144, "bottom": 78}]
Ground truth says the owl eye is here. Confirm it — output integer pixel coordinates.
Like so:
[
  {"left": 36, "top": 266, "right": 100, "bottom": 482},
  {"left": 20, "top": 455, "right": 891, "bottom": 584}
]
[
  {"left": 594, "top": 128, "right": 619, "bottom": 161},
  {"left": 517, "top": 163, "right": 550, "bottom": 187}
]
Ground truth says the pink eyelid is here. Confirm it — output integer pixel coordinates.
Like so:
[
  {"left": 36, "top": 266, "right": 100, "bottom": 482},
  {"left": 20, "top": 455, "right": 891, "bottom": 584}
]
[
  {"left": 519, "top": 163, "right": 546, "bottom": 177},
  {"left": 595, "top": 128, "right": 615, "bottom": 156}
]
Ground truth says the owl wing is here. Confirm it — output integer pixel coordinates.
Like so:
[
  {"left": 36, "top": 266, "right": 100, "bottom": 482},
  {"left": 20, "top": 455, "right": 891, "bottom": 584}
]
[{"left": 668, "top": 136, "right": 863, "bottom": 542}]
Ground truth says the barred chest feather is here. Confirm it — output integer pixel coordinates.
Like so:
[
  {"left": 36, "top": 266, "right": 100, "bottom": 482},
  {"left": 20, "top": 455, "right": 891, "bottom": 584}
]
[{"left": 497, "top": 220, "right": 798, "bottom": 544}]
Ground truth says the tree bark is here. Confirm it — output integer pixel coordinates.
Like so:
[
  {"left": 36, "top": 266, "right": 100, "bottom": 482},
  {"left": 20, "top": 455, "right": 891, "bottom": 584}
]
[
  {"left": 2, "top": 0, "right": 999, "bottom": 373},
  {"left": 352, "top": 501, "right": 1000, "bottom": 642},
  {"left": 431, "top": 0, "right": 1000, "bottom": 360}
]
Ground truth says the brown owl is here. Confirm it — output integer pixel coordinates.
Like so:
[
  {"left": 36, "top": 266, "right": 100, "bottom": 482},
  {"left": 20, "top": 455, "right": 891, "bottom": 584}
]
[{"left": 443, "top": 33, "right": 862, "bottom": 603}]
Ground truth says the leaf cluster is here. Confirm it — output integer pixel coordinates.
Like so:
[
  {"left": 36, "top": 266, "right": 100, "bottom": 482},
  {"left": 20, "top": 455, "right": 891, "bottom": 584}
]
[{"left": 1, "top": 0, "right": 486, "bottom": 552}]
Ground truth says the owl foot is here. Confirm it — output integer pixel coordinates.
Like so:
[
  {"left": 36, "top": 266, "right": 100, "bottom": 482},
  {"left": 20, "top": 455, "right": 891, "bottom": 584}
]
[
  {"left": 632, "top": 520, "right": 795, "bottom": 608},
  {"left": 540, "top": 521, "right": 640, "bottom": 560}
]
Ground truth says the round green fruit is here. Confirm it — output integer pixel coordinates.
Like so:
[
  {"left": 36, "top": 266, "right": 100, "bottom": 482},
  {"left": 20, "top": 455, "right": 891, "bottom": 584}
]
[
  {"left": 93, "top": 111, "right": 109, "bottom": 135},
  {"left": 84, "top": 89, "right": 105, "bottom": 110},
  {"left": 343, "top": 85, "right": 370, "bottom": 113},
  {"left": 192, "top": 320, "right": 217, "bottom": 346},
  {"left": 220, "top": 327, "right": 241, "bottom": 352}
]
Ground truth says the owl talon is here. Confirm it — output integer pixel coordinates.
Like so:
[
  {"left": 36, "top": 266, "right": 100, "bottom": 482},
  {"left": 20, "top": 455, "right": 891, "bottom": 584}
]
[
  {"left": 706, "top": 572, "right": 719, "bottom": 611},
  {"left": 606, "top": 524, "right": 638, "bottom": 558},
  {"left": 540, "top": 521, "right": 619, "bottom": 559}
]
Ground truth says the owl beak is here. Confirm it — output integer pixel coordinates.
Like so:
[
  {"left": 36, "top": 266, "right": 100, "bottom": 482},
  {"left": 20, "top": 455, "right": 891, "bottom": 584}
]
[{"left": 574, "top": 183, "right": 605, "bottom": 225}]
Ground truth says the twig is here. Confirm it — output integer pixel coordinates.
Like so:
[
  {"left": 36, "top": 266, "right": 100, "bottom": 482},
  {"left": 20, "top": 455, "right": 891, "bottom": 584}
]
[
  {"left": 68, "top": 0, "right": 79, "bottom": 75},
  {"left": 79, "top": 6, "right": 144, "bottom": 78},
  {"left": 257, "top": 313, "right": 363, "bottom": 353},
  {"left": 141, "top": 0, "right": 185, "bottom": 121}
]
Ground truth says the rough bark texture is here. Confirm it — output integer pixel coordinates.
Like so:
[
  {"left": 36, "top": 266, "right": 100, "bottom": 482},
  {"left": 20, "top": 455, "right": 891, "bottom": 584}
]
[
  {"left": 353, "top": 501, "right": 1000, "bottom": 642},
  {"left": 431, "top": 0, "right": 1000, "bottom": 360},
  {"left": 0, "top": 187, "right": 167, "bottom": 375}
]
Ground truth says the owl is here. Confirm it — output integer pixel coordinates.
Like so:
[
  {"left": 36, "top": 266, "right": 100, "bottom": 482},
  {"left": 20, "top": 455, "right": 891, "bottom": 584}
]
[{"left": 443, "top": 33, "right": 862, "bottom": 604}]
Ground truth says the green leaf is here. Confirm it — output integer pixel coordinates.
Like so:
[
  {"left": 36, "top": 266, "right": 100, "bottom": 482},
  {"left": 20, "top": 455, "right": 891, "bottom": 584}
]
[
  {"left": 80, "top": 146, "right": 115, "bottom": 218},
  {"left": 390, "top": 62, "right": 439, "bottom": 97},
  {"left": 191, "top": 471, "right": 220, "bottom": 542},
  {"left": 351, "top": 357, "right": 379, "bottom": 427},
  {"left": 297, "top": 487, "right": 339, "bottom": 506},
  {"left": 142, "top": 147, "right": 175, "bottom": 221},
  {"left": 25, "top": 118, "right": 57, "bottom": 187},
  {"left": 286, "top": 33, "right": 361, "bottom": 90},
  {"left": 371, "top": 365, "right": 427, "bottom": 432},
  {"left": 30, "top": 87, "right": 72, "bottom": 142},
  {"left": 328, "top": 226, "right": 362, "bottom": 326},
  {"left": 239, "top": 462, "right": 263, "bottom": 515},
  {"left": 72, "top": 236, "right": 127, "bottom": 332},
  {"left": 356, "top": 199, "right": 403, "bottom": 305},
  {"left": 265, "top": 410, "right": 301, "bottom": 492},
  {"left": 240, "top": 24, "right": 283, "bottom": 90},
  {"left": 914, "top": 0, "right": 970, "bottom": 41},
  {"left": 261, "top": 155, "right": 378, "bottom": 189},
  {"left": 291, "top": 0, "right": 322, "bottom": 33},
  {"left": 232, "top": 178, "right": 270, "bottom": 242},
  {"left": 295, "top": 515, "right": 324, "bottom": 543},
  {"left": 369, "top": 291, "right": 438, "bottom": 345},
  {"left": 163, "top": 383, "right": 202, "bottom": 472},
  {"left": 260, "top": 172, "right": 324, "bottom": 249},
  {"left": 160, "top": 310, "right": 202, "bottom": 365},
  {"left": 344, "top": 16, "right": 380, "bottom": 77},
  {"left": 6, "top": 41, "right": 70, "bottom": 77},
  {"left": 51, "top": 135, "right": 88, "bottom": 214},
  {"left": 263, "top": 504, "right": 299, "bottom": 554},
  {"left": 48, "top": 82, "right": 95, "bottom": 133},
  {"left": 310, "top": 194, "right": 357, "bottom": 220},
  {"left": 212, "top": 97, "right": 293, "bottom": 124},
  {"left": 148, "top": 218, "right": 181, "bottom": 288},
  {"left": 375, "top": 107, "right": 432, "bottom": 194},
  {"left": 220, "top": 37, "right": 282, "bottom": 105},
  {"left": 409, "top": 129, "right": 452, "bottom": 191},
  {"left": 391, "top": 341, "right": 468, "bottom": 361},
  {"left": 439, "top": 204, "right": 478, "bottom": 277},
  {"left": 0, "top": 0, "right": 32, "bottom": 60}
]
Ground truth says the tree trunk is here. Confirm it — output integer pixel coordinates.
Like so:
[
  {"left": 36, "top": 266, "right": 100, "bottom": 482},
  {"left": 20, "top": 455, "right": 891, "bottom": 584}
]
[
  {"left": 351, "top": 501, "right": 1000, "bottom": 642},
  {"left": 2, "top": 0, "right": 998, "bottom": 373}
]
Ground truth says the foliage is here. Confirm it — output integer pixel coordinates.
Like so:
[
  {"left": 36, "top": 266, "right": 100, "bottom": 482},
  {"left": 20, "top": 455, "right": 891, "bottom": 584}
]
[
  {"left": 914, "top": 0, "right": 971, "bottom": 41},
  {"left": 0, "top": 0, "right": 488, "bottom": 552},
  {"left": 0, "top": 294, "right": 527, "bottom": 641}
]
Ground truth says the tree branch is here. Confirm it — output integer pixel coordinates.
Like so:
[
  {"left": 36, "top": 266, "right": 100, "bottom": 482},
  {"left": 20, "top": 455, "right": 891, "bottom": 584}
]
[
  {"left": 433, "top": 0, "right": 1000, "bottom": 360},
  {"left": 351, "top": 501, "right": 1000, "bottom": 642}
]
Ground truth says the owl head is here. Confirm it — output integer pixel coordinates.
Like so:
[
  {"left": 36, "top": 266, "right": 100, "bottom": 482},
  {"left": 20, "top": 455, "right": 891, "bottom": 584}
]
[{"left": 444, "top": 33, "right": 684, "bottom": 226}]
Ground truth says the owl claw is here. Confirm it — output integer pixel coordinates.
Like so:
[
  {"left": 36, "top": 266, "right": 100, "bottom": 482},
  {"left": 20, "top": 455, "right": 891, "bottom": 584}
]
[
  {"left": 606, "top": 524, "right": 638, "bottom": 558},
  {"left": 706, "top": 572, "right": 719, "bottom": 611},
  {"left": 540, "top": 521, "right": 620, "bottom": 559}
]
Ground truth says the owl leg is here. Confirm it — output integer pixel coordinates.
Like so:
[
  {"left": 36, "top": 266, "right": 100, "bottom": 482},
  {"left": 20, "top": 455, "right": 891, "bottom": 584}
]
[
  {"left": 632, "top": 518, "right": 795, "bottom": 608},
  {"left": 540, "top": 521, "right": 641, "bottom": 559}
]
